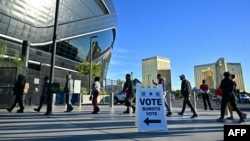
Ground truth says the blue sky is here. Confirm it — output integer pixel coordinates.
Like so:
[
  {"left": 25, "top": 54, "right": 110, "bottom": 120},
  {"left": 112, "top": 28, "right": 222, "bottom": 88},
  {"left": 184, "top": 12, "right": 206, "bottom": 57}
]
[{"left": 107, "top": 0, "right": 250, "bottom": 92}]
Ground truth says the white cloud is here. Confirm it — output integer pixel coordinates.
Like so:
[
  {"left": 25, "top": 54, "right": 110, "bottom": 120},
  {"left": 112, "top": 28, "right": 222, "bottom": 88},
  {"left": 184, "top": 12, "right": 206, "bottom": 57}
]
[
  {"left": 113, "top": 48, "right": 129, "bottom": 53},
  {"left": 109, "top": 59, "right": 128, "bottom": 65},
  {"left": 106, "top": 70, "right": 128, "bottom": 80},
  {"left": 110, "top": 48, "right": 130, "bottom": 65}
]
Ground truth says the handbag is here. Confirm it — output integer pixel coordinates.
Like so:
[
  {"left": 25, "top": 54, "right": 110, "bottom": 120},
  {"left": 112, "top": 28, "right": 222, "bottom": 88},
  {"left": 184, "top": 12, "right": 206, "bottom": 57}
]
[
  {"left": 89, "top": 95, "right": 93, "bottom": 101},
  {"left": 215, "top": 88, "right": 223, "bottom": 96},
  {"left": 23, "top": 82, "right": 29, "bottom": 94}
]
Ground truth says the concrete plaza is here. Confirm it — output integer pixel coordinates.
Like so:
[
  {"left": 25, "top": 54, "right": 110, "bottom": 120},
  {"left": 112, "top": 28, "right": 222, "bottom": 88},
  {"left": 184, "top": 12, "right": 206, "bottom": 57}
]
[{"left": 0, "top": 104, "right": 249, "bottom": 141}]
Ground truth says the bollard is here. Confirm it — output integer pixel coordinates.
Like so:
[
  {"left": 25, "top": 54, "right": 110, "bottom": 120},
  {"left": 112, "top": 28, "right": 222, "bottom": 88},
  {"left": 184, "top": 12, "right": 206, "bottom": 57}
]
[
  {"left": 167, "top": 91, "right": 172, "bottom": 113},
  {"left": 110, "top": 93, "right": 114, "bottom": 108},
  {"left": 77, "top": 94, "right": 81, "bottom": 107},
  {"left": 191, "top": 92, "right": 196, "bottom": 110},
  {"left": 52, "top": 93, "right": 56, "bottom": 107}
]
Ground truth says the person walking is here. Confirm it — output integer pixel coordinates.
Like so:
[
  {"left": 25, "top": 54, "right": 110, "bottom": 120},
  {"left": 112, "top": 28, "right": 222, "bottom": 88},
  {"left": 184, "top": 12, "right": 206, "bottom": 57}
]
[
  {"left": 34, "top": 75, "right": 49, "bottom": 112},
  {"left": 152, "top": 73, "right": 172, "bottom": 117},
  {"left": 123, "top": 74, "right": 136, "bottom": 114},
  {"left": 64, "top": 73, "right": 74, "bottom": 112},
  {"left": 225, "top": 74, "right": 247, "bottom": 120},
  {"left": 7, "top": 74, "right": 26, "bottom": 113},
  {"left": 216, "top": 72, "right": 245, "bottom": 123},
  {"left": 90, "top": 76, "right": 101, "bottom": 114},
  {"left": 200, "top": 80, "right": 213, "bottom": 110},
  {"left": 177, "top": 74, "right": 198, "bottom": 118}
]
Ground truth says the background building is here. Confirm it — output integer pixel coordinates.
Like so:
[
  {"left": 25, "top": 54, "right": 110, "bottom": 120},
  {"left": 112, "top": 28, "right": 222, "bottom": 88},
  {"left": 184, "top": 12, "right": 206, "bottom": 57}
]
[
  {"left": 0, "top": 0, "right": 117, "bottom": 106},
  {"left": 142, "top": 56, "right": 172, "bottom": 91},
  {"left": 194, "top": 58, "right": 245, "bottom": 92}
]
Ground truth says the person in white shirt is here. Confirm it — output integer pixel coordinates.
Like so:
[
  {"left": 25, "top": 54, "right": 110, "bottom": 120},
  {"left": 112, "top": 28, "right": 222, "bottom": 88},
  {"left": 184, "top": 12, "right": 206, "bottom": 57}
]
[
  {"left": 91, "top": 76, "right": 101, "bottom": 114},
  {"left": 64, "top": 73, "right": 74, "bottom": 112}
]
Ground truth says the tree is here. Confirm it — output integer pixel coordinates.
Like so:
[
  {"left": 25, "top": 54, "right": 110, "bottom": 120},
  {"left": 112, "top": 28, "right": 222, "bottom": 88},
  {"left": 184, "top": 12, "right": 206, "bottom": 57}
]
[
  {"left": 0, "top": 40, "right": 25, "bottom": 79},
  {"left": 75, "top": 61, "right": 101, "bottom": 77},
  {"left": 92, "top": 62, "right": 101, "bottom": 77},
  {"left": 0, "top": 39, "right": 6, "bottom": 58},
  {"left": 75, "top": 61, "right": 89, "bottom": 75},
  {"left": 11, "top": 51, "right": 25, "bottom": 66},
  {"left": 0, "top": 39, "right": 25, "bottom": 66}
]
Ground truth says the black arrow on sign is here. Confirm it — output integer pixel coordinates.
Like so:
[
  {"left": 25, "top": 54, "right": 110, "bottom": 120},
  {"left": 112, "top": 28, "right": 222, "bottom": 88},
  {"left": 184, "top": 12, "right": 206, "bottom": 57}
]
[{"left": 144, "top": 117, "right": 161, "bottom": 126}]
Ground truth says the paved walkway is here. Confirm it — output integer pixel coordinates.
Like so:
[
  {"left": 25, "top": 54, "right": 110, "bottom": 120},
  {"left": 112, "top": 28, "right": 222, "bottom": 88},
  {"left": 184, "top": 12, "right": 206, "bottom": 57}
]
[{"left": 0, "top": 104, "right": 249, "bottom": 141}]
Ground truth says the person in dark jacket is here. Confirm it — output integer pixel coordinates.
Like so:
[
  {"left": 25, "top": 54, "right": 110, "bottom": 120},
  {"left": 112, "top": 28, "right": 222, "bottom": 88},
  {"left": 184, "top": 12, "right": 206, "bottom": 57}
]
[
  {"left": 7, "top": 74, "right": 26, "bottom": 113},
  {"left": 228, "top": 74, "right": 247, "bottom": 119},
  {"left": 34, "top": 75, "right": 49, "bottom": 112},
  {"left": 177, "top": 74, "right": 198, "bottom": 118},
  {"left": 217, "top": 72, "right": 245, "bottom": 123},
  {"left": 123, "top": 74, "right": 136, "bottom": 114}
]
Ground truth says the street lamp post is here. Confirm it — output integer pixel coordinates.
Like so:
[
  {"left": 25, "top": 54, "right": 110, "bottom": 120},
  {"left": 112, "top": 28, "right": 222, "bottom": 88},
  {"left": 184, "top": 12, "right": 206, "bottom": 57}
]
[
  {"left": 45, "top": 0, "right": 60, "bottom": 116},
  {"left": 89, "top": 36, "right": 98, "bottom": 95}
]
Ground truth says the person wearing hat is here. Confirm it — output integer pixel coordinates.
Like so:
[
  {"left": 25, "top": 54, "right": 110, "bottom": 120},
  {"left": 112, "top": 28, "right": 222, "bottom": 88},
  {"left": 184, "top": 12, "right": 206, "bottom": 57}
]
[
  {"left": 178, "top": 74, "right": 198, "bottom": 118},
  {"left": 34, "top": 75, "right": 49, "bottom": 112},
  {"left": 64, "top": 73, "right": 74, "bottom": 112}
]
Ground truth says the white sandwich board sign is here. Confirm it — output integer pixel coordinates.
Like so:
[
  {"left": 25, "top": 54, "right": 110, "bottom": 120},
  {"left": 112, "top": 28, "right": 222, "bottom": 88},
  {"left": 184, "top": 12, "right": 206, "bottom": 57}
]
[
  {"left": 135, "top": 84, "right": 168, "bottom": 132},
  {"left": 73, "top": 80, "right": 81, "bottom": 93}
]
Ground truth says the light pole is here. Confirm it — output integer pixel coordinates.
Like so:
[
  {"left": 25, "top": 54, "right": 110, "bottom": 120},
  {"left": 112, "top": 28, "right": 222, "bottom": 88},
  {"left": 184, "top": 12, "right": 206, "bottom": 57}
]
[
  {"left": 89, "top": 35, "right": 98, "bottom": 95},
  {"left": 45, "top": 0, "right": 60, "bottom": 116}
]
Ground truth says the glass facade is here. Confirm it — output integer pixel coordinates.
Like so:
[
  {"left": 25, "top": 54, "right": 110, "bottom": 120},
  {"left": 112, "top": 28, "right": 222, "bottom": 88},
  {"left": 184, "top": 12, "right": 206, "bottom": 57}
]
[
  {"left": 0, "top": 0, "right": 117, "bottom": 79},
  {"left": 0, "top": 0, "right": 117, "bottom": 106}
]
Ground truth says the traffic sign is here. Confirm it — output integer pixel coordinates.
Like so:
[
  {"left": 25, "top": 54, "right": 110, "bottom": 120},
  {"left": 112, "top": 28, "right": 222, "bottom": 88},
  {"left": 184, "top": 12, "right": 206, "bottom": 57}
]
[{"left": 135, "top": 84, "right": 168, "bottom": 132}]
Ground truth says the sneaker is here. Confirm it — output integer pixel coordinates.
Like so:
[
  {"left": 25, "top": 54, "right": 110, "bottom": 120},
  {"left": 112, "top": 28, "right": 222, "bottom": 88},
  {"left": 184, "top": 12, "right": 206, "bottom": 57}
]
[
  {"left": 226, "top": 117, "right": 234, "bottom": 120},
  {"left": 132, "top": 107, "right": 136, "bottom": 113},
  {"left": 216, "top": 118, "right": 224, "bottom": 122},
  {"left": 6, "top": 108, "right": 11, "bottom": 113},
  {"left": 44, "top": 112, "right": 52, "bottom": 116},
  {"left": 123, "top": 110, "right": 129, "bottom": 114},
  {"left": 166, "top": 112, "right": 172, "bottom": 117},
  {"left": 16, "top": 110, "right": 23, "bottom": 113},
  {"left": 191, "top": 114, "right": 198, "bottom": 118},
  {"left": 210, "top": 108, "right": 214, "bottom": 110},
  {"left": 243, "top": 113, "right": 247, "bottom": 119},
  {"left": 177, "top": 112, "right": 183, "bottom": 116},
  {"left": 34, "top": 108, "right": 40, "bottom": 112},
  {"left": 65, "top": 106, "right": 74, "bottom": 112},
  {"left": 68, "top": 106, "right": 73, "bottom": 112},
  {"left": 238, "top": 119, "right": 246, "bottom": 124},
  {"left": 91, "top": 111, "right": 98, "bottom": 114}
]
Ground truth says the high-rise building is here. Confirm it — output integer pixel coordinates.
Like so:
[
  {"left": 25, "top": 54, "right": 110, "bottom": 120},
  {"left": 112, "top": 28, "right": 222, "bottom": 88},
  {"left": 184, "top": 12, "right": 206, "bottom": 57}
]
[
  {"left": 142, "top": 56, "right": 172, "bottom": 91},
  {"left": 0, "top": 0, "right": 117, "bottom": 106},
  {"left": 194, "top": 58, "right": 245, "bottom": 92}
]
